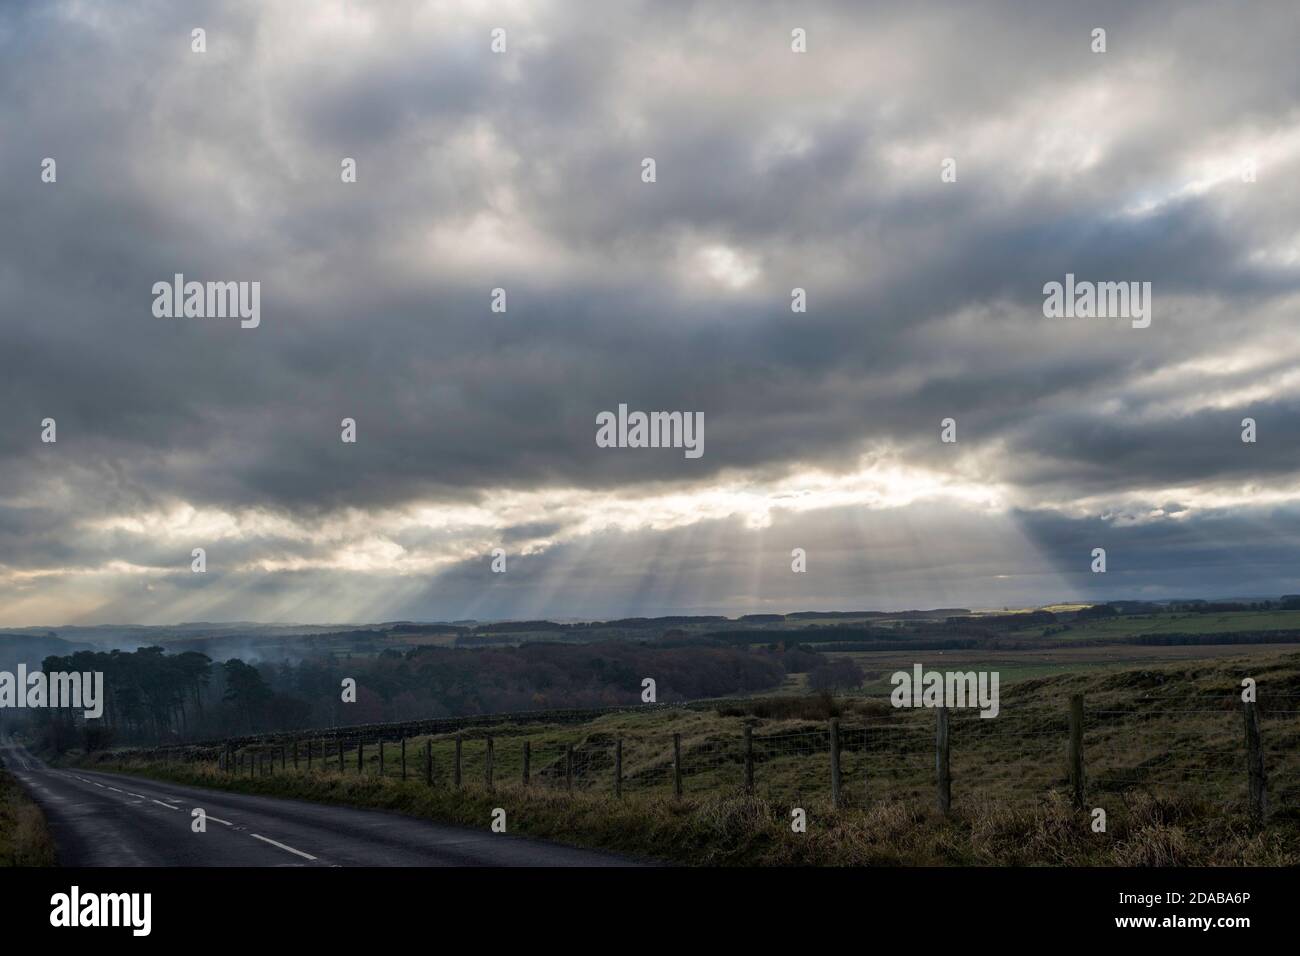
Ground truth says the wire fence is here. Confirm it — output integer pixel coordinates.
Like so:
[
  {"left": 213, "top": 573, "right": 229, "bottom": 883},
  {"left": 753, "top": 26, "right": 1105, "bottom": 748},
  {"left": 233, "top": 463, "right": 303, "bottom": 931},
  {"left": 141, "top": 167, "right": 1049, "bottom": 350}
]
[{"left": 122, "top": 691, "right": 1300, "bottom": 820}]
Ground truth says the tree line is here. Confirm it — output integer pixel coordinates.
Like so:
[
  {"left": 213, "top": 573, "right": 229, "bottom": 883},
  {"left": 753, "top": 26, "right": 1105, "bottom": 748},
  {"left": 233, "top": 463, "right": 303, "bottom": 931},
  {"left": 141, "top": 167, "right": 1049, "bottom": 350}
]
[{"left": 29, "top": 640, "right": 854, "bottom": 751}]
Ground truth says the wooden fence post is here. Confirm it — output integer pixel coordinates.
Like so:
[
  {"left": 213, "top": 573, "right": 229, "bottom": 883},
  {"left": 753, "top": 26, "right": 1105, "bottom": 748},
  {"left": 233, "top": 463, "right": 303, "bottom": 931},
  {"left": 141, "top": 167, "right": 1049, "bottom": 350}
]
[
  {"left": 829, "top": 718, "right": 842, "bottom": 809},
  {"left": 615, "top": 738, "right": 623, "bottom": 798},
  {"left": 565, "top": 744, "right": 574, "bottom": 792},
  {"left": 1244, "top": 700, "right": 1267, "bottom": 824},
  {"left": 293, "top": 739, "right": 299, "bottom": 771},
  {"left": 744, "top": 725, "right": 754, "bottom": 793},
  {"left": 280, "top": 744, "right": 286, "bottom": 771},
  {"left": 1068, "top": 694, "right": 1085, "bottom": 810},
  {"left": 936, "top": 707, "right": 951, "bottom": 817},
  {"left": 485, "top": 737, "right": 494, "bottom": 790},
  {"left": 522, "top": 740, "right": 531, "bottom": 787},
  {"left": 454, "top": 733, "right": 462, "bottom": 788},
  {"left": 673, "top": 733, "right": 682, "bottom": 798},
  {"left": 306, "top": 739, "right": 312, "bottom": 771},
  {"left": 401, "top": 737, "right": 407, "bottom": 781}
]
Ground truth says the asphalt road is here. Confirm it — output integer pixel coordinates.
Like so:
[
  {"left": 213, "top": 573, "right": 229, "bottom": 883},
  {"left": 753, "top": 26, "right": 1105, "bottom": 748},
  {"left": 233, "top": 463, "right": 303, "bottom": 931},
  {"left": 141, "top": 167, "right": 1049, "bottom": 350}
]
[{"left": 0, "top": 739, "right": 643, "bottom": 867}]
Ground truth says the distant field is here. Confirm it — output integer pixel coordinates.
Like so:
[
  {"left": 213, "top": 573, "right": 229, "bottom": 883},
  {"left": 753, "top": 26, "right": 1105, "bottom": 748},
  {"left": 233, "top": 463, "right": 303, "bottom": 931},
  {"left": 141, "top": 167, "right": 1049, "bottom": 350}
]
[
  {"left": 831, "top": 642, "right": 1300, "bottom": 692},
  {"left": 96, "top": 609, "right": 1300, "bottom": 666},
  {"left": 1040, "top": 609, "right": 1300, "bottom": 642},
  {"left": 706, "top": 608, "right": 1300, "bottom": 655}
]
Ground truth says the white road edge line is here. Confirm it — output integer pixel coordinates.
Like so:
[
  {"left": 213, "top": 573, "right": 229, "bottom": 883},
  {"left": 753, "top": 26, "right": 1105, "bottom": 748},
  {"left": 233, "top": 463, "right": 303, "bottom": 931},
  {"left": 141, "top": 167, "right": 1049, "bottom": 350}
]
[
  {"left": 207, "top": 816, "right": 233, "bottom": 826},
  {"left": 151, "top": 799, "right": 181, "bottom": 810},
  {"left": 250, "top": 833, "right": 317, "bottom": 861}
]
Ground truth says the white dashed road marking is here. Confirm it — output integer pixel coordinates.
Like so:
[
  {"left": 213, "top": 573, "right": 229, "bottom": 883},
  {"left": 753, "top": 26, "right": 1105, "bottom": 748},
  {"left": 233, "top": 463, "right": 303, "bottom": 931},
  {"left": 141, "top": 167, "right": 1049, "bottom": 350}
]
[
  {"left": 250, "top": 833, "right": 317, "bottom": 861},
  {"left": 31, "top": 763, "right": 325, "bottom": 866}
]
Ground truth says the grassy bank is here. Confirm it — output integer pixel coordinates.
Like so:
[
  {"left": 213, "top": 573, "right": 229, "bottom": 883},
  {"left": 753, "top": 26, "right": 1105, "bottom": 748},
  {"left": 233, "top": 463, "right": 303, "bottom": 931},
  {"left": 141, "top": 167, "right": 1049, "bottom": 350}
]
[
  {"left": 75, "top": 652, "right": 1300, "bottom": 866},
  {"left": 0, "top": 770, "right": 56, "bottom": 866},
  {"left": 101, "top": 650, "right": 1300, "bottom": 810},
  {"left": 72, "top": 758, "right": 1299, "bottom": 865}
]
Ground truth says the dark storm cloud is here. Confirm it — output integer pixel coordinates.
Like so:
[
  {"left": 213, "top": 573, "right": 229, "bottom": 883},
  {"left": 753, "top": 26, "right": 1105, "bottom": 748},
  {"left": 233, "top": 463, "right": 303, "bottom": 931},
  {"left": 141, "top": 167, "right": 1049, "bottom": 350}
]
[{"left": 1, "top": 0, "right": 1298, "bottom": 622}]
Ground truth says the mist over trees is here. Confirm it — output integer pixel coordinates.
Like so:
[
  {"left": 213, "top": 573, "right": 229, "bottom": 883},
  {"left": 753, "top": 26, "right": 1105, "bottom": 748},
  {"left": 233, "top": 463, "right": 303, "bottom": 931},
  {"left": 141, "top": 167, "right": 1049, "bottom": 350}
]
[{"left": 30, "top": 641, "right": 820, "bottom": 751}]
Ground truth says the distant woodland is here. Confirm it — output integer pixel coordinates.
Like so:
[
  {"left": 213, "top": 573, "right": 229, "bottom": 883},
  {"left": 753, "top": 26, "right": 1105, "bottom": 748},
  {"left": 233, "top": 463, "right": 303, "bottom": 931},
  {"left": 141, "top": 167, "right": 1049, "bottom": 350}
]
[{"left": 28, "top": 642, "right": 860, "bottom": 750}]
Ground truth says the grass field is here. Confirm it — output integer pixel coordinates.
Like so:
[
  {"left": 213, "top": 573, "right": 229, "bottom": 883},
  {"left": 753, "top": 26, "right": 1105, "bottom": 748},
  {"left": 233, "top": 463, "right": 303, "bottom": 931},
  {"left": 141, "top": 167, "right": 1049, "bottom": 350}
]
[
  {"left": 833, "top": 642, "right": 1300, "bottom": 693},
  {"left": 0, "top": 770, "right": 55, "bottom": 867},
  {"left": 1034, "top": 609, "right": 1300, "bottom": 642},
  {"left": 78, "top": 649, "right": 1300, "bottom": 866}
]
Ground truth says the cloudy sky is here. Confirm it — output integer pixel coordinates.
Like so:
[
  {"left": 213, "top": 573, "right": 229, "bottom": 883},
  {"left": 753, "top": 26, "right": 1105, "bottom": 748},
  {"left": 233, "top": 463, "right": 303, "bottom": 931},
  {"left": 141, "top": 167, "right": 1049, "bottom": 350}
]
[{"left": 2, "top": 0, "right": 1299, "bottom": 626}]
